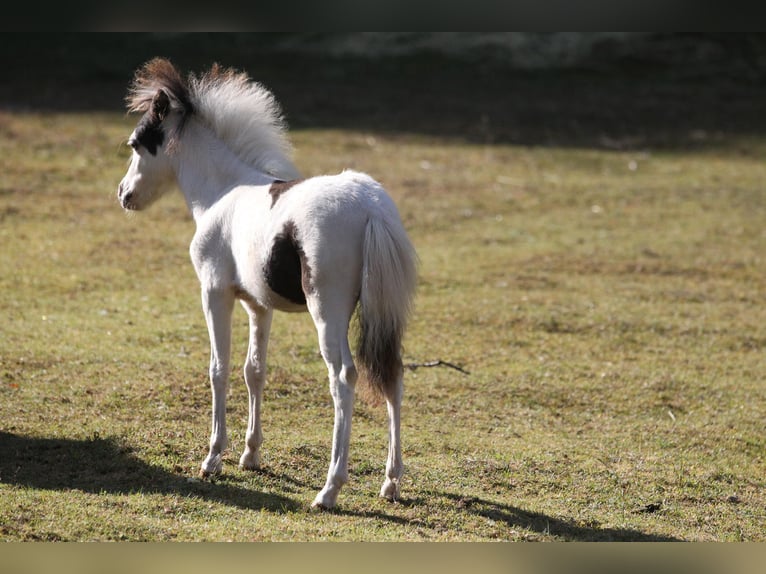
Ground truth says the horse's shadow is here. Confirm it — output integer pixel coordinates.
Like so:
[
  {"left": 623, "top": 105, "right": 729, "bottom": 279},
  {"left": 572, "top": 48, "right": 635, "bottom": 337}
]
[
  {"left": 338, "top": 493, "right": 682, "bottom": 542},
  {"left": 1, "top": 431, "right": 682, "bottom": 540},
  {"left": 440, "top": 492, "right": 682, "bottom": 541},
  {"left": 0, "top": 431, "right": 298, "bottom": 512}
]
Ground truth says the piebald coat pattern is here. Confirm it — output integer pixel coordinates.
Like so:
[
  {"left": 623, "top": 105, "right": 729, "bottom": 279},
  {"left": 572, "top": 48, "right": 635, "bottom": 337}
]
[{"left": 117, "top": 58, "right": 418, "bottom": 510}]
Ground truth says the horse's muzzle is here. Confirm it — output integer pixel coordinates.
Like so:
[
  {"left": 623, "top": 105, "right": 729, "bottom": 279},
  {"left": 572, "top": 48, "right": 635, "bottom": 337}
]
[{"left": 118, "top": 182, "right": 135, "bottom": 209}]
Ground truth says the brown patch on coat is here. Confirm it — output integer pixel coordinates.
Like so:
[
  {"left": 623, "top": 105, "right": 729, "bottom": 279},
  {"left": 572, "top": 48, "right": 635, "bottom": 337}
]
[
  {"left": 126, "top": 58, "right": 194, "bottom": 151},
  {"left": 263, "top": 220, "right": 313, "bottom": 305},
  {"left": 268, "top": 179, "right": 305, "bottom": 208},
  {"left": 127, "top": 57, "right": 193, "bottom": 116}
]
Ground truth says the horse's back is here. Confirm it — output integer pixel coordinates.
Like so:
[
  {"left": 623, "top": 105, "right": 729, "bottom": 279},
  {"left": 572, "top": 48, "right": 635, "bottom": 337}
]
[{"left": 276, "top": 170, "right": 395, "bottom": 222}]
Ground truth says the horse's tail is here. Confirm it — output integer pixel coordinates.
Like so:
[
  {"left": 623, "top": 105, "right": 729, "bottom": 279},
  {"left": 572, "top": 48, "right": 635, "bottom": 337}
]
[{"left": 355, "top": 212, "right": 418, "bottom": 401}]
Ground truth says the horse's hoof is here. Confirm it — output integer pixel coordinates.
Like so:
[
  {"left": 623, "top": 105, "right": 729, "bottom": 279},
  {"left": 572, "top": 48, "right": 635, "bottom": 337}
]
[
  {"left": 199, "top": 465, "right": 221, "bottom": 479},
  {"left": 380, "top": 478, "right": 400, "bottom": 501},
  {"left": 311, "top": 491, "right": 338, "bottom": 511},
  {"left": 310, "top": 500, "right": 337, "bottom": 512},
  {"left": 200, "top": 454, "right": 223, "bottom": 478},
  {"left": 238, "top": 451, "right": 261, "bottom": 471}
]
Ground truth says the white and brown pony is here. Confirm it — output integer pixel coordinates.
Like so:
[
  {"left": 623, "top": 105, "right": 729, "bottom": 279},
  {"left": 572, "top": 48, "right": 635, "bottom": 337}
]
[{"left": 117, "top": 58, "right": 418, "bottom": 509}]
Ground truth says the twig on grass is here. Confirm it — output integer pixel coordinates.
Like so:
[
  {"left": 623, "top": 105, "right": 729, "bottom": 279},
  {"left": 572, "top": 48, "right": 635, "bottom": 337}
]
[{"left": 404, "top": 360, "right": 470, "bottom": 375}]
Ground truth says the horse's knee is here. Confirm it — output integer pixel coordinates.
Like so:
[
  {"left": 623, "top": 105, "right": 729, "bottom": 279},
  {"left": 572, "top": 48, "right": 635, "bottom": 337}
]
[
  {"left": 243, "top": 358, "right": 266, "bottom": 388},
  {"left": 341, "top": 363, "right": 357, "bottom": 387},
  {"left": 328, "top": 365, "right": 357, "bottom": 402},
  {"left": 209, "top": 361, "right": 229, "bottom": 389}
]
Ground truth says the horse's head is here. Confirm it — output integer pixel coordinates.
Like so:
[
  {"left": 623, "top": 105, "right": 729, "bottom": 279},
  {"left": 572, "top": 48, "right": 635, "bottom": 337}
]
[
  {"left": 118, "top": 58, "right": 192, "bottom": 211},
  {"left": 118, "top": 89, "right": 177, "bottom": 210}
]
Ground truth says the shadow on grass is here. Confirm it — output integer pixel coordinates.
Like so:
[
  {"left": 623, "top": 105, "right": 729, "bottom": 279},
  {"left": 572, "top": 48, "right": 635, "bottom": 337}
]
[
  {"left": 0, "top": 431, "right": 298, "bottom": 512},
  {"left": 438, "top": 493, "right": 682, "bottom": 541},
  {"left": 335, "top": 493, "right": 681, "bottom": 541}
]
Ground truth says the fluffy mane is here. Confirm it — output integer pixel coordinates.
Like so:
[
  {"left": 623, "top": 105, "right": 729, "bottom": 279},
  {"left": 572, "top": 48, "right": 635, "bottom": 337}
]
[{"left": 127, "top": 58, "right": 300, "bottom": 180}]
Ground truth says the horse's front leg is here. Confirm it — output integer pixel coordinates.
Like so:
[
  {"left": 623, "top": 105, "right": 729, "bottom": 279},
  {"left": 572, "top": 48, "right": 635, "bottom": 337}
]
[
  {"left": 239, "top": 305, "right": 273, "bottom": 470},
  {"left": 199, "top": 288, "right": 234, "bottom": 477}
]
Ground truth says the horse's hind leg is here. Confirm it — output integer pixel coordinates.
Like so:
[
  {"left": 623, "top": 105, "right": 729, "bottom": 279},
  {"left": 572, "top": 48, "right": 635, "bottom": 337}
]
[
  {"left": 309, "top": 298, "right": 357, "bottom": 510},
  {"left": 239, "top": 305, "right": 273, "bottom": 471},
  {"left": 380, "top": 375, "right": 403, "bottom": 501}
]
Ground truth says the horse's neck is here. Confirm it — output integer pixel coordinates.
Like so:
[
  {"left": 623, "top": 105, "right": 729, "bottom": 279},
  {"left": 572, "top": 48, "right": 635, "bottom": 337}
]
[{"left": 174, "top": 120, "right": 273, "bottom": 222}]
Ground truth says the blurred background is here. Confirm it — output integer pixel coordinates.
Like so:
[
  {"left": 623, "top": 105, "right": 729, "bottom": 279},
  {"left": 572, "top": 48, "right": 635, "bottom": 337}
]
[{"left": 3, "top": 32, "right": 766, "bottom": 149}]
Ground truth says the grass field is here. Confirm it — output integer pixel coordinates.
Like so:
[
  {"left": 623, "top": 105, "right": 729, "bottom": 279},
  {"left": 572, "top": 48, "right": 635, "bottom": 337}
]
[{"left": 1, "top": 48, "right": 766, "bottom": 541}]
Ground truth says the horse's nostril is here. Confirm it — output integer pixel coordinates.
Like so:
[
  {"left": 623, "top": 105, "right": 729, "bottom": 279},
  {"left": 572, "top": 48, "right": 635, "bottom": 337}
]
[{"left": 120, "top": 186, "right": 134, "bottom": 207}]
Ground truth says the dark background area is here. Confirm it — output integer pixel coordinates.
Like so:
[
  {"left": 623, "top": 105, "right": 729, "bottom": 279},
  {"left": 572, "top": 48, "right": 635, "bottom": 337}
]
[{"left": 3, "top": 33, "right": 766, "bottom": 149}]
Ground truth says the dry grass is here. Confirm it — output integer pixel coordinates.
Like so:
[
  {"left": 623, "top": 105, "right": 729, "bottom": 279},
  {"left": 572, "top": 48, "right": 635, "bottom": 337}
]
[{"left": 1, "top": 106, "right": 765, "bottom": 541}]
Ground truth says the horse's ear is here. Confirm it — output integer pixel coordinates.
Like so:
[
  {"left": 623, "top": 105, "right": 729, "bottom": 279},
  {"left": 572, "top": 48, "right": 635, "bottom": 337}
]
[{"left": 151, "top": 89, "right": 171, "bottom": 121}]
